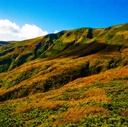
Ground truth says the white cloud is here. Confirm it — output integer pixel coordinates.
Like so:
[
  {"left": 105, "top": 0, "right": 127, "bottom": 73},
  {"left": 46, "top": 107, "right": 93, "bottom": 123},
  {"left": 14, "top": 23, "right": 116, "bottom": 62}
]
[
  {"left": 54, "top": 30, "right": 59, "bottom": 34},
  {"left": 0, "top": 19, "right": 48, "bottom": 41}
]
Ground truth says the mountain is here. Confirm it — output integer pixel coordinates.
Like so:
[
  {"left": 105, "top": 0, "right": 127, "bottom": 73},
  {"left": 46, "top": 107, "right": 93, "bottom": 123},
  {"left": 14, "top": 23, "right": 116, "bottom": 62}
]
[
  {"left": 0, "top": 23, "right": 128, "bottom": 127},
  {"left": 0, "top": 41, "right": 10, "bottom": 45}
]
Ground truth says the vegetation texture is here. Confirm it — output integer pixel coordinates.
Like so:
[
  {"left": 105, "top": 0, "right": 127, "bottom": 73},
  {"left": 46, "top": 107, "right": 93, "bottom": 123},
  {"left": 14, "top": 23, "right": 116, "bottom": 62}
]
[{"left": 0, "top": 23, "right": 128, "bottom": 127}]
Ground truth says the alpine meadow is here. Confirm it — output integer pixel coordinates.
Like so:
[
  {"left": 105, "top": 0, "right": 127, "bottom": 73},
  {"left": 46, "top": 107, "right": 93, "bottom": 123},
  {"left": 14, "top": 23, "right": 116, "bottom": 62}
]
[{"left": 0, "top": 23, "right": 128, "bottom": 127}]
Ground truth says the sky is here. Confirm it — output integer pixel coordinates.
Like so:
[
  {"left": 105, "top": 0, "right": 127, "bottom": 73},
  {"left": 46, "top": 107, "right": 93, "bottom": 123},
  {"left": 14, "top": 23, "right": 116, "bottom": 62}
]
[{"left": 0, "top": 0, "right": 128, "bottom": 41}]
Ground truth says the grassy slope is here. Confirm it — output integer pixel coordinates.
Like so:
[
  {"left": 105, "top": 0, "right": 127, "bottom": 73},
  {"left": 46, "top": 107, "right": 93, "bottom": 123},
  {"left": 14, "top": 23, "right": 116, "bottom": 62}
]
[
  {"left": 0, "top": 23, "right": 128, "bottom": 126},
  {"left": 0, "top": 66, "right": 127, "bottom": 127},
  {"left": 0, "top": 23, "right": 128, "bottom": 72}
]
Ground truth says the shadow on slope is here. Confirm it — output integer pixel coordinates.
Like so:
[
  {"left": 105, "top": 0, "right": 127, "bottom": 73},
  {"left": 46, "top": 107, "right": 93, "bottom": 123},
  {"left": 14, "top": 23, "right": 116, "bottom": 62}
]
[
  {"left": 0, "top": 43, "right": 127, "bottom": 101},
  {"left": 0, "top": 41, "right": 123, "bottom": 72}
]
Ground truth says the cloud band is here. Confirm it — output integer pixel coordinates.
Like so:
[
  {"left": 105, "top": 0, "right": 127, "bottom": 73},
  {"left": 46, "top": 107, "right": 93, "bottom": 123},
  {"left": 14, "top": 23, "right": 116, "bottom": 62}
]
[{"left": 0, "top": 19, "right": 48, "bottom": 41}]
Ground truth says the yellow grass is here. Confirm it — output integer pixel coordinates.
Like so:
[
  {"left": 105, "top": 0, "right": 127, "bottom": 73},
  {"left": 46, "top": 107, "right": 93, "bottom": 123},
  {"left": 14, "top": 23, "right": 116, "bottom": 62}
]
[
  {"left": 53, "top": 106, "right": 109, "bottom": 125},
  {"left": 2, "top": 66, "right": 126, "bottom": 115}
]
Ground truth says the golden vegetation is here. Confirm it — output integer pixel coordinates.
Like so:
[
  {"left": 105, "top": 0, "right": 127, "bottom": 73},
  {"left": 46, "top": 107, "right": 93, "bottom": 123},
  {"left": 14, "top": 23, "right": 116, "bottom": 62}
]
[{"left": 60, "top": 106, "right": 109, "bottom": 122}]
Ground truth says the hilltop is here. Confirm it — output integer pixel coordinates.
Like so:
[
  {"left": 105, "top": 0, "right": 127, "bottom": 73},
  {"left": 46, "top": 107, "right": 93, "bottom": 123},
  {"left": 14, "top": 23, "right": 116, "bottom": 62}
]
[{"left": 0, "top": 23, "right": 128, "bottom": 127}]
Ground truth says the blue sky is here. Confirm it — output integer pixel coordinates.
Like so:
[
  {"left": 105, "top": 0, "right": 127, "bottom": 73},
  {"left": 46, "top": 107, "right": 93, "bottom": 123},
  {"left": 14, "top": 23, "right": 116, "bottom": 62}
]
[{"left": 0, "top": 0, "right": 128, "bottom": 40}]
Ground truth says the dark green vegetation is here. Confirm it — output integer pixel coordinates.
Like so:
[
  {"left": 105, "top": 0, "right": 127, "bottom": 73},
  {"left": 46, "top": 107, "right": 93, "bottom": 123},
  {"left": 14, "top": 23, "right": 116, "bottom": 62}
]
[{"left": 0, "top": 23, "right": 128, "bottom": 126}]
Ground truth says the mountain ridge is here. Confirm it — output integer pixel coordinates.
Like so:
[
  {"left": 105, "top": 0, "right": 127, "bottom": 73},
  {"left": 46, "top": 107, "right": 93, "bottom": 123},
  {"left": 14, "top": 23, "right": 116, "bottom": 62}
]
[{"left": 0, "top": 23, "right": 128, "bottom": 72}]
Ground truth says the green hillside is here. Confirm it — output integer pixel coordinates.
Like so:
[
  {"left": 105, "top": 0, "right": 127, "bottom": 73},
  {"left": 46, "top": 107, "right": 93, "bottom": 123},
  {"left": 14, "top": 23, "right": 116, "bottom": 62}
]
[
  {"left": 0, "top": 23, "right": 128, "bottom": 127},
  {"left": 0, "top": 24, "right": 128, "bottom": 72}
]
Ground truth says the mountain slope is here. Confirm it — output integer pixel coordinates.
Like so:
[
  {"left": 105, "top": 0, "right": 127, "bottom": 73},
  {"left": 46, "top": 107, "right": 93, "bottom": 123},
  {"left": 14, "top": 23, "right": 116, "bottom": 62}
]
[
  {"left": 0, "top": 23, "right": 128, "bottom": 126},
  {"left": 0, "top": 66, "right": 127, "bottom": 126},
  {"left": 0, "top": 23, "right": 128, "bottom": 72}
]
